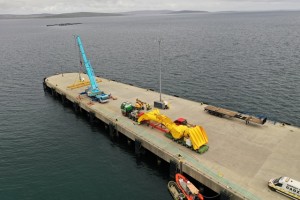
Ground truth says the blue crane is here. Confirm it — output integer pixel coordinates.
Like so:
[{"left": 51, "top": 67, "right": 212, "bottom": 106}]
[{"left": 76, "top": 35, "right": 109, "bottom": 103}]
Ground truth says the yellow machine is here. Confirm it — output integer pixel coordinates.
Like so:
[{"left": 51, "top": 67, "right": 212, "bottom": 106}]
[
  {"left": 135, "top": 99, "right": 144, "bottom": 110},
  {"left": 138, "top": 109, "right": 208, "bottom": 150},
  {"left": 135, "top": 99, "right": 152, "bottom": 110},
  {"left": 67, "top": 76, "right": 102, "bottom": 89}
]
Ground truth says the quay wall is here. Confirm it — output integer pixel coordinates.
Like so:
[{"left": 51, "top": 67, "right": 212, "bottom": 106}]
[{"left": 43, "top": 73, "right": 300, "bottom": 200}]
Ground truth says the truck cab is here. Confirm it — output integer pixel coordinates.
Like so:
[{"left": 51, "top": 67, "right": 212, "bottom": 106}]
[
  {"left": 96, "top": 93, "right": 109, "bottom": 103},
  {"left": 268, "top": 176, "right": 300, "bottom": 199},
  {"left": 121, "top": 102, "right": 134, "bottom": 117}
]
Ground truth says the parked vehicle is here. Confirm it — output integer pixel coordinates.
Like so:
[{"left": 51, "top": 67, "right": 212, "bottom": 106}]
[
  {"left": 121, "top": 102, "right": 144, "bottom": 121},
  {"left": 129, "top": 109, "right": 144, "bottom": 122},
  {"left": 268, "top": 176, "right": 300, "bottom": 199},
  {"left": 138, "top": 109, "right": 209, "bottom": 154},
  {"left": 121, "top": 102, "right": 134, "bottom": 117}
]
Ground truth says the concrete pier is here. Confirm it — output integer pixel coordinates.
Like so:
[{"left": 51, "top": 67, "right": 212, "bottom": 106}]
[{"left": 44, "top": 73, "right": 300, "bottom": 200}]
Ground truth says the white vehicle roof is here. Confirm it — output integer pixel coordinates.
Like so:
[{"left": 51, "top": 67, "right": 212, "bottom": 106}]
[{"left": 277, "top": 177, "right": 300, "bottom": 188}]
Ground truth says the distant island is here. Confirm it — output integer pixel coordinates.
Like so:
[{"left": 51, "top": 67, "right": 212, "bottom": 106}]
[
  {"left": 122, "top": 10, "right": 208, "bottom": 15},
  {"left": 168, "top": 10, "right": 208, "bottom": 14},
  {"left": 0, "top": 10, "right": 208, "bottom": 19},
  {"left": 1, "top": 10, "right": 299, "bottom": 20},
  {"left": 46, "top": 23, "right": 82, "bottom": 27},
  {"left": 0, "top": 12, "right": 123, "bottom": 19}
]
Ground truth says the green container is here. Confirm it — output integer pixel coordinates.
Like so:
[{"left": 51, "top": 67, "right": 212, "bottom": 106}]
[{"left": 121, "top": 102, "right": 134, "bottom": 115}]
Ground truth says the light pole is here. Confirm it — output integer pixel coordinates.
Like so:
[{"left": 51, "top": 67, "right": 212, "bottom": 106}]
[
  {"left": 153, "top": 38, "right": 166, "bottom": 109},
  {"left": 158, "top": 39, "right": 162, "bottom": 102}
]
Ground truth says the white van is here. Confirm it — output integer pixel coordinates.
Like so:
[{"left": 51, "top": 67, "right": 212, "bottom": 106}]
[{"left": 268, "top": 176, "right": 300, "bottom": 200}]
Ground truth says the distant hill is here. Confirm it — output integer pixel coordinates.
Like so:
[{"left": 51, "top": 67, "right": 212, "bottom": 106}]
[
  {"left": 0, "top": 13, "right": 51, "bottom": 19},
  {"left": 123, "top": 10, "right": 208, "bottom": 15},
  {"left": 168, "top": 10, "right": 208, "bottom": 14},
  {"left": 0, "top": 10, "right": 208, "bottom": 19},
  {"left": 42, "top": 12, "right": 123, "bottom": 18},
  {"left": 0, "top": 12, "right": 122, "bottom": 19},
  {"left": 122, "top": 10, "right": 173, "bottom": 15}
]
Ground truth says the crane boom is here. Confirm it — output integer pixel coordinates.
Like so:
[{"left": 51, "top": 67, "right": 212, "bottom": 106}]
[
  {"left": 76, "top": 35, "right": 109, "bottom": 103},
  {"left": 76, "top": 36, "right": 99, "bottom": 93}
]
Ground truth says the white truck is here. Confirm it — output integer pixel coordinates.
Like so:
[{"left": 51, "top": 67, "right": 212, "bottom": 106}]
[{"left": 268, "top": 176, "right": 300, "bottom": 200}]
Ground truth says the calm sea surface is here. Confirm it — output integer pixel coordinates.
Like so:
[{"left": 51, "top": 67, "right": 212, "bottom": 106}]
[{"left": 0, "top": 11, "right": 299, "bottom": 199}]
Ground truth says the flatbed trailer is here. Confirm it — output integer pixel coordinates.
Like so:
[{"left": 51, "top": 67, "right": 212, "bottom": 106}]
[{"left": 204, "top": 105, "right": 267, "bottom": 125}]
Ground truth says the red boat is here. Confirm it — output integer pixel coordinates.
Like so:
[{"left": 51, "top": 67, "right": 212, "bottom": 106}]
[{"left": 175, "top": 173, "right": 204, "bottom": 200}]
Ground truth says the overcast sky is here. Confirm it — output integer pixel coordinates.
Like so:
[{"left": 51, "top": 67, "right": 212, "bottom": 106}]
[{"left": 1, "top": 0, "right": 300, "bottom": 14}]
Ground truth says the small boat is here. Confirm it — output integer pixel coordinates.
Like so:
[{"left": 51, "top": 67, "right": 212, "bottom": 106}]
[
  {"left": 168, "top": 181, "right": 186, "bottom": 200},
  {"left": 175, "top": 173, "right": 204, "bottom": 200}
]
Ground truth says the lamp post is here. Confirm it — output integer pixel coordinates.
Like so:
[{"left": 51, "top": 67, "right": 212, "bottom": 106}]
[
  {"left": 153, "top": 38, "right": 166, "bottom": 110},
  {"left": 158, "top": 39, "right": 162, "bottom": 102}
]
